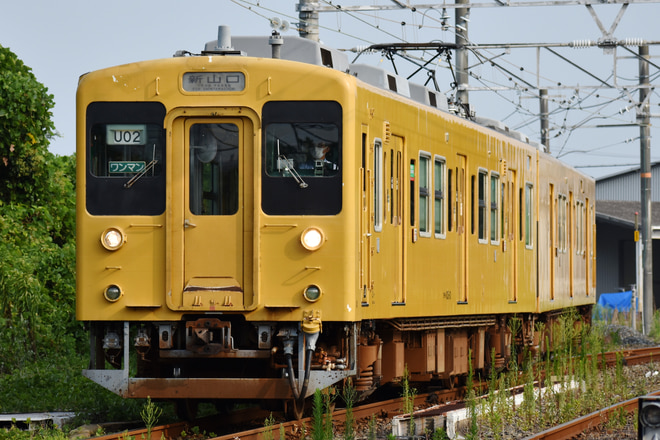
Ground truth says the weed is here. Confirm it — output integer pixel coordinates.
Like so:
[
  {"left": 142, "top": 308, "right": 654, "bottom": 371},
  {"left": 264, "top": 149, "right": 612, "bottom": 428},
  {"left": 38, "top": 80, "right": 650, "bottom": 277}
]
[
  {"left": 605, "top": 406, "right": 628, "bottom": 430},
  {"left": 140, "top": 397, "right": 163, "bottom": 440},
  {"left": 431, "top": 427, "right": 449, "bottom": 440},
  {"left": 342, "top": 378, "right": 357, "bottom": 440},
  {"left": 311, "top": 389, "right": 325, "bottom": 440},
  {"left": 520, "top": 350, "right": 537, "bottom": 431},
  {"left": 367, "top": 414, "right": 377, "bottom": 440},
  {"left": 263, "top": 412, "right": 275, "bottom": 440},
  {"left": 465, "top": 349, "right": 479, "bottom": 440},
  {"left": 401, "top": 365, "right": 416, "bottom": 437},
  {"left": 508, "top": 317, "right": 522, "bottom": 373}
]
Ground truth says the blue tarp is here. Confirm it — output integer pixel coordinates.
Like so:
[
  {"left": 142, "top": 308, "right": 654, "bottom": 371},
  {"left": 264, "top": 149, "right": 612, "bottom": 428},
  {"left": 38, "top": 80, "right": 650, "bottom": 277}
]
[{"left": 597, "top": 290, "right": 633, "bottom": 312}]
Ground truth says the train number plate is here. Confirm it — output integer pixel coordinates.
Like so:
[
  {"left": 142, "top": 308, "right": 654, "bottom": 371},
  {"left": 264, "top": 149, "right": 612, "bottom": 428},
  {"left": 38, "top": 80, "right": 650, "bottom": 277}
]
[{"left": 106, "top": 124, "right": 147, "bottom": 145}]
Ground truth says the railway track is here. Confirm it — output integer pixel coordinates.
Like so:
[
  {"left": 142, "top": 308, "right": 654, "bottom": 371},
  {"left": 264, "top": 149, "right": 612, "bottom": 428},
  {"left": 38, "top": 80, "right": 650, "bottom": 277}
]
[{"left": 87, "top": 345, "right": 660, "bottom": 440}]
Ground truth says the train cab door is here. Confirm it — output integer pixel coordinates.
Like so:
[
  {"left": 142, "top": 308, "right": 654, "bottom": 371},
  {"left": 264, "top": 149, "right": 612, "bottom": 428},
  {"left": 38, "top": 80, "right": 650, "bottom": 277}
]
[
  {"left": 168, "top": 116, "right": 253, "bottom": 311},
  {"left": 508, "top": 169, "right": 518, "bottom": 302},
  {"left": 368, "top": 134, "right": 405, "bottom": 306},
  {"left": 360, "top": 129, "right": 372, "bottom": 306},
  {"left": 456, "top": 154, "right": 468, "bottom": 303},
  {"left": 389, "top": 136, "right": 405, "bottom": 304}
]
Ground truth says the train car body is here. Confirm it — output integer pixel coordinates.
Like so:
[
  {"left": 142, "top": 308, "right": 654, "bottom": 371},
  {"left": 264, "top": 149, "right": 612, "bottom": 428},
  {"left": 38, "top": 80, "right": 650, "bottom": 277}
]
[{"left": 76, "top": 27, "right": 595, "bottom": 415}]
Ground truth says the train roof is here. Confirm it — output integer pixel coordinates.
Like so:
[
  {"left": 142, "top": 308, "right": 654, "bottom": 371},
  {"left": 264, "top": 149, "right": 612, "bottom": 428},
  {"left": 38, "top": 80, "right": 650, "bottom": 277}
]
[{"left": 198, "top": 26, "right": 546, "bottom": 153}]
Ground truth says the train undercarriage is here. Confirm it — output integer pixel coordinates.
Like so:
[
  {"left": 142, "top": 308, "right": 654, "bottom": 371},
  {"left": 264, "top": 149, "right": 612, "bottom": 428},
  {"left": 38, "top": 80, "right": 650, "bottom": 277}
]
[{"left": 84, "top": 306, "right": 591, "bottom": 419}]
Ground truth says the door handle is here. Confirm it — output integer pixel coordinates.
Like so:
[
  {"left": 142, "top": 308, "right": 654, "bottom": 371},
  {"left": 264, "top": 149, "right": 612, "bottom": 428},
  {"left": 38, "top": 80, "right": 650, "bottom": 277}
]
[{"left": 184, "top": 219, "right": 197, "bottom": 228}]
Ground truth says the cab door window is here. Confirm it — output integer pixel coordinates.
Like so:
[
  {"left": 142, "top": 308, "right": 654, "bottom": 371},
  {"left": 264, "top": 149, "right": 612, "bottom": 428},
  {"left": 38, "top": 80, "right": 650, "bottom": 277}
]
[{"left": 189, "top": 123, "right": 239, "bottom": 215}]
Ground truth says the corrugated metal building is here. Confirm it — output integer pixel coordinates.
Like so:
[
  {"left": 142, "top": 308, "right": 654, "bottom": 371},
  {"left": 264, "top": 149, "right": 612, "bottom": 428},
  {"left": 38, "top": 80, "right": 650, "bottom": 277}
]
[
  {"left": 596, "top": 163, "right": 660, "bottom": 298},
  {"left": 596, "top": 161, "right": 660, "bottom": 202}
]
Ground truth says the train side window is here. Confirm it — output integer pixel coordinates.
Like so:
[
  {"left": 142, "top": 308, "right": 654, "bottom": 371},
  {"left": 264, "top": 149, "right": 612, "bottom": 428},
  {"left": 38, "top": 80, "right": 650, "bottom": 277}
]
[
  {"left": 490, "top": 172, "right": 500, "bottom": 244},
  {"left": 525, "top": 183, "right": 533, "bottom": 248},
  {"left": 478, "top": 169, "right": 488, "bottom": 243},
  {"left": 189, "top": 123, "right": 239, "bottom": 215},
  {"left": 261, "top": 101, "right": 342, "bottom": 215},
  {"left": 577, "top": 200, "right": 585, "bottom": 255},
  {"left": 558, "top": 194, "right": 567, "bottom": 253},
  {"left": 434, "top": 156, "right": 446, "bottom": 238},
  {"left": 374, "top": 139, "right": 383, "bottom": 232},
  {"left": 86, "top": 102, "right": 166, "bottom": 216},
  {"left": 419, "top": 152, "right": 431, "bottom": 237}
]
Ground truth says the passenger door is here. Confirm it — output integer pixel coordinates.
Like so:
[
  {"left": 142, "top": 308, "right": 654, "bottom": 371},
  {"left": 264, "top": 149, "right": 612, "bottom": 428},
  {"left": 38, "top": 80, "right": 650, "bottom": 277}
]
[
  {"left": 456, "top": 154, "right": 468, "bottom": 303},
  {"left": 168, "top": 116, "right": 253, "bottom": 311}
]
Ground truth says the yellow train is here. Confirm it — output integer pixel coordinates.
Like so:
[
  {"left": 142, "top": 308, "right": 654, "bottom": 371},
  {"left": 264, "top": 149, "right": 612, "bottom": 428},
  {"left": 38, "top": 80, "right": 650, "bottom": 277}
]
[{"left": 76, "top": 26, "right": 596, "bottom": 417}]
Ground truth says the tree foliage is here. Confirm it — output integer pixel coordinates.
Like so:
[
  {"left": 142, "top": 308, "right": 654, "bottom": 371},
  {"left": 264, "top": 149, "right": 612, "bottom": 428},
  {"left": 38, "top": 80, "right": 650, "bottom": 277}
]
[
  {"left": 0, "top": 47, "right": 149, "bottom": 422},
  {"left": 0, "top": 45, "right": 57, "bottom": 204},
  {"left": 0, "top": 46, "right": 78, "bottom": 376}
]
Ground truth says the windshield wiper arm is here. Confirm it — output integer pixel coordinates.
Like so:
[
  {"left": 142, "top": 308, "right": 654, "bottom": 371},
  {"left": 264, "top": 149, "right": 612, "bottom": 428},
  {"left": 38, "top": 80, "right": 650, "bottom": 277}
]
[
  {"left": 124, "top": 159, "right": 158, "bottom": 188},
  {"left": 278, "top": 154, "right": 308, "bottom": 188},
  {"left": 276, "top": 139, "right": 307, "bottom": 189}
]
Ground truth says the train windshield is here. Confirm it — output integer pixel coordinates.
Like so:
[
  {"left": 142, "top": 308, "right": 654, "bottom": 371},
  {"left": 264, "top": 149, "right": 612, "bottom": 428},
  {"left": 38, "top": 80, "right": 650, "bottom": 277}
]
[
  {"left": 262, "top": 101, "right": 342, "bottom": 215},
  {"left": 86, "top": 102, "right": 166, "bottom": 215}
]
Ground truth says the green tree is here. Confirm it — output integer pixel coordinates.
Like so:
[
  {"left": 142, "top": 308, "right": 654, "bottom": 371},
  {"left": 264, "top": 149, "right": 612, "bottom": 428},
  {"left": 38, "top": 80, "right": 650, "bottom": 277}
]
[
  {"left": 0, "top": 46, "right": 78, "bottom": 375},
  {"left": 0, "top": 45, "right": 57, "bottom": 204}
]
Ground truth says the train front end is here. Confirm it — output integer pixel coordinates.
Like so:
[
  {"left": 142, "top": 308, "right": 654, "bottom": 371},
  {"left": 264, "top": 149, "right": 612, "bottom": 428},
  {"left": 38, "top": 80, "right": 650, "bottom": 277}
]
[{"left": 76, "top": 33, "right": 361, "bottom": 415}]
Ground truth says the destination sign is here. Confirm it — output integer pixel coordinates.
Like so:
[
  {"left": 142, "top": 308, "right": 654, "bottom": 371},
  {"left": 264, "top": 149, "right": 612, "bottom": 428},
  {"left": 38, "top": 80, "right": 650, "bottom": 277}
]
[{"left": 183, "top": 72, "right": 245, "bottom": 92}]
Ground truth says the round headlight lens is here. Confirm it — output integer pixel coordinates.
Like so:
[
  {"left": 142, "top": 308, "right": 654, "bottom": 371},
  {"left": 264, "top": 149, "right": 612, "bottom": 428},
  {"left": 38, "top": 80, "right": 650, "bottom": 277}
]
[
  {"left": 104, "top": 285, "right": 123, "bottom": 302},
  {"left": 301, "top": 227, "right": 324, "bottom": 251},
  {"left": 303, "top": 285, "right": 322, "bottom": 302},
  {"left": 101, "top": 228, "right": 125, "bottom": 250}
]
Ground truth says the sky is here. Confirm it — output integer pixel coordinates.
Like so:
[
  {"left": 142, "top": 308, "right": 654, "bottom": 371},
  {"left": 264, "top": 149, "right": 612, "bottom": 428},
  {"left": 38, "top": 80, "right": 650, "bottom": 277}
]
[{"left": 2, "top": 0, "right": 660, "bottom": 179}]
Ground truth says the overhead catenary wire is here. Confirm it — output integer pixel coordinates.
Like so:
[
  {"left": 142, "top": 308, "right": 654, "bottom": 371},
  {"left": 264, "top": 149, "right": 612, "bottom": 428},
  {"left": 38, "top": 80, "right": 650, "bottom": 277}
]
[{"left": 229, "top": 0, "right": 656, "bottom": 173}]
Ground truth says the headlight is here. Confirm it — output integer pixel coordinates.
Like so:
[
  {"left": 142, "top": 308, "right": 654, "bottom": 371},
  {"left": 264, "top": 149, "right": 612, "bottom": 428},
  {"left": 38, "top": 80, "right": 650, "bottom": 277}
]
[
  {"left": 104, "top": 284, "right": 123, "bottom": 302},
  {"left": 101, "top": 227, "right": 126, "bottom": 251},
  {"left": 301, "top": 227, "right": 325, "bottom": 251},
  {"left": 303, "top": 285, "right": 322, "bottom": 302}
]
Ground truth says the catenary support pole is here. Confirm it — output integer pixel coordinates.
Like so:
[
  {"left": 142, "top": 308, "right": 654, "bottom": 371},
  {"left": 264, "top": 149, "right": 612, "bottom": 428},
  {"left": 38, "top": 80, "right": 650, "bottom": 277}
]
[
  {"left": 455, "top": 0, "right": 470, "bottom": 111},
  {"left": 298, "top": 0, "right": 320, "bottom": 41},
  {"left": 540, "top": 89, "right": 550, "bottom": 152},
  {"left": 639, "top": 44, "right": 654, "bottom": 334}
]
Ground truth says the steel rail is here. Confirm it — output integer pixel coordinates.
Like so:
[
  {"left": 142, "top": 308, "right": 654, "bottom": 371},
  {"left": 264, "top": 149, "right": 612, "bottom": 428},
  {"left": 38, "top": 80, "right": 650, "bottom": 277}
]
[
  {"left": 84, "top": 346, "right": 660, "bottom": 440},
  {"left": 524, "top": 389, "right": 660, "bottom": 439}
]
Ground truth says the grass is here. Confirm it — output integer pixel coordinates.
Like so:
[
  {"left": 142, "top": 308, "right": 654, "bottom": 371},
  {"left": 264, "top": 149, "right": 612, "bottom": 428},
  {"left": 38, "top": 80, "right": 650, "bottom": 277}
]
[
  {"left": 2, "top": 308, "right": 656, "bottom": 439},
  {"left": 465, "top": 311, "right": 660, "bottom": 438}
]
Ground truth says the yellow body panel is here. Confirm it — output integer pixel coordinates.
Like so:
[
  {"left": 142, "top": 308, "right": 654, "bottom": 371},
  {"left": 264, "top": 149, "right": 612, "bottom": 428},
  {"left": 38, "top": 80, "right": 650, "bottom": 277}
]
[
  {"left": 77, "top": 56, "right": 361, "bottom": 324},
  {"left": 77, "top": 54, "right": 595, "bottom": 325},
  {"left": 76, "top": 45, "right": 595, "bottom": 403}
]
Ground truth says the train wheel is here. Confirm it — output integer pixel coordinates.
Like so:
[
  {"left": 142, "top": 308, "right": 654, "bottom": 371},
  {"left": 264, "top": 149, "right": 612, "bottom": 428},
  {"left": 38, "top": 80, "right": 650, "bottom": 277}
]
[{"left": 176, "top": 399, "right": 198, "bottom": 421}]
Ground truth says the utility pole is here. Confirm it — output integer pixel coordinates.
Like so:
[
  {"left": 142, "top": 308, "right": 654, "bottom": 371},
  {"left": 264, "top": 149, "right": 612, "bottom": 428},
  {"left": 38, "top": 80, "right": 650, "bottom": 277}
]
[
  {"left": 540, "top": 89, "right": 550, "bottom": 152},
  {"left": 639, "top": 44, "right": 654, "bottom": 334},
  {"left": 455, "top": 0, "right": 470, "bottom": 111},
  {"left": 297, "top": 0, "right": 320, "bottom": 41}
]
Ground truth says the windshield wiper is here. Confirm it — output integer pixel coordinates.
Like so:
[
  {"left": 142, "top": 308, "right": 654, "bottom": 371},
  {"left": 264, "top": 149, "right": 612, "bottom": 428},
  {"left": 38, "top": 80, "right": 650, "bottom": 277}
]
[
  {"left": 124, "top": 159, "right": 158, "bottom": 188},
  {"left": 125, "top": 144, "right": 158, "bottom": 189},
  {"left": 277, "top": 140, "right": 308, "bottom": 189}
]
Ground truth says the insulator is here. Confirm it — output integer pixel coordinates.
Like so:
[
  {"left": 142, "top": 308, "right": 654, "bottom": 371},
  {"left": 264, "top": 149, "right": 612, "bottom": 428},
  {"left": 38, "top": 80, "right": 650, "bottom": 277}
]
[
  {"left": 351, "top": 45, "right": 376, "bottom": 53},
  {"left": 570, "top": 40, "right": 594, "bottom": 49},
  {"left": 622, "top": 38, "right": 645, "bottom": 47}
]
